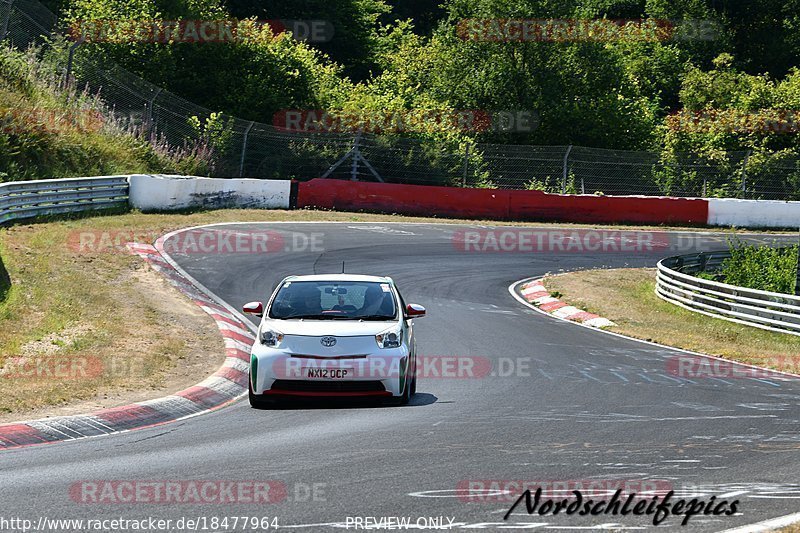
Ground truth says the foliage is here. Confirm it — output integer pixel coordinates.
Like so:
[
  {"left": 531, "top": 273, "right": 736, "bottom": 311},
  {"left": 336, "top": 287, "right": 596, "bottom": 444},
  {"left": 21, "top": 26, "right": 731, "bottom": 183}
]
[
  {"left": 225, "top": 0, "right": 392, "bottom": 80},
  {"left": 188, "top": 111, "right": 234, "bottom": 162},
  {"left": 63, "top": 0, "right": 349, "bottom": 123},
  {"left": 659, "top": 54, "right": 800, "bottom": 196},
  {"left": 12, "top": 0, "right": 800, "bottom": 190},
  {"left": 0, "top": 45, "right": 211, "bottom": 181},
  {"left": 718, "top": 237, "right": 798, "bottom": 294}
]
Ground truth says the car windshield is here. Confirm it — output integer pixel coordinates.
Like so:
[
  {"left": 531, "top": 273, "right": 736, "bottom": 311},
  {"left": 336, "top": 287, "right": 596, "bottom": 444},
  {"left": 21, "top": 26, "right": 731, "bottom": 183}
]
[{"left": 268, "top": 280, "right": 397, "bottom": 320}]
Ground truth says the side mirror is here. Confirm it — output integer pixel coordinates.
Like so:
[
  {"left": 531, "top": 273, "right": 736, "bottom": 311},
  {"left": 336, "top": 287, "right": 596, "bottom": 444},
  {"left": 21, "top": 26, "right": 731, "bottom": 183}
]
[
  {"left": 405, "top": 303, "right": 426, "bottom": 318},
  {"left": 243, "top": 301, "right": 264, "bottom": 317}
]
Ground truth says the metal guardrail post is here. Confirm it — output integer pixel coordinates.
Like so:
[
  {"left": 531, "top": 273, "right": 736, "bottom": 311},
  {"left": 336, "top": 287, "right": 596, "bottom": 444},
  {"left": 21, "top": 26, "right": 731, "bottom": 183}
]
[
  {"left": 699, "top": 253, "right": 708, "bottom": 272},
  {"left": 0, "top": 0, "right": 13, "bottom": 41},
  {"left": 239, "top": 121, "right": 254, "bottom": 178},
  {"left": 562, "top": 145, "right": 572, "bottom": 194}
]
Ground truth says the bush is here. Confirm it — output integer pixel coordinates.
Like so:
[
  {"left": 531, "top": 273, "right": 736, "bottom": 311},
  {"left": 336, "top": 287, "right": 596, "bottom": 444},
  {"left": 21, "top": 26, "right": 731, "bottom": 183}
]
[{"left": 717, "top": 237, "right": 798, "bottom": 294}]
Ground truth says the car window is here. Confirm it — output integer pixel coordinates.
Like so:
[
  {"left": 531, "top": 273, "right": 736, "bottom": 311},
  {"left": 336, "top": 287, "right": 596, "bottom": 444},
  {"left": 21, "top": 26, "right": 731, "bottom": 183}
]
[{"left": 269, "top": 281, "right": 396, "bottom": 319}]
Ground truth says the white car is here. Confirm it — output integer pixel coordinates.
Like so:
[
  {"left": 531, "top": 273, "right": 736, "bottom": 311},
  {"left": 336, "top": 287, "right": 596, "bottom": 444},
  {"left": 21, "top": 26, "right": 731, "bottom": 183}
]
[{"left": 243, "top": 274, "right": 426, "bottom": 408}]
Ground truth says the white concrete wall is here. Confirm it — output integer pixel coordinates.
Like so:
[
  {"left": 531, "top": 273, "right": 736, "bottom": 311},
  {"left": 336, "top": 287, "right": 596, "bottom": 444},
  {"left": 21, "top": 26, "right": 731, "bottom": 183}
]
[
  {"left": 129, "top": 174, "right": 291, "bottom": 211},
  {"left": 708, "top": 198, "right": 800, "bottom": 228}
]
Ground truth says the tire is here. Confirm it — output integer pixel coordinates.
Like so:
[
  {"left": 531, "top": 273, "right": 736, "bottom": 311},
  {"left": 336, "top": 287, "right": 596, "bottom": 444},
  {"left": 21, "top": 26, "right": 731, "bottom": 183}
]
[
  {"left": 393, "top": 367, "right": 413, "bottom": 406},
  {"left": 399, "top": 380, "right": 411, "bottom": 405},
  {"left": 248, "top": 378, "right": 271, "bottom": 409},
  {"left": 410, "top": 355, "right": 417, "bottom": 396}
]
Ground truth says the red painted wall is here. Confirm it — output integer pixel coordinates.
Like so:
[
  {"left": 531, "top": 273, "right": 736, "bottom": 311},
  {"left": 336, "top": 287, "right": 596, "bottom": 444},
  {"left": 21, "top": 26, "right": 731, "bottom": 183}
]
[{"left": 297, "top": 179, "right": 708, "bottom": 225}]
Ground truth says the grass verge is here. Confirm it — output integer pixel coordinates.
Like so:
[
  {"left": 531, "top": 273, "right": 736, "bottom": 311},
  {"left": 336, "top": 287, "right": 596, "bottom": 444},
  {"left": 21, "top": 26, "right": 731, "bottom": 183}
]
[
  {"left": 0, "top": 46, "right": 210, "bottom": 183},
  {"left": 544, "top": 268, "right": 800, "bottom": 372}
]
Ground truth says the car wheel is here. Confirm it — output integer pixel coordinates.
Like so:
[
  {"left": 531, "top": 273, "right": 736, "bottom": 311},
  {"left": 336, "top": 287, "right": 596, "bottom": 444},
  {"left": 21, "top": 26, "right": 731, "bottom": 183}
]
[
  {"left": 398, "top": 372, "right": 412, "bottom": 406},
  {"left": 248, "top": 378, "right": 270, "bottom": 409},
  {"left": 410, "top": 357, "right": 417, "bottom": 396}
]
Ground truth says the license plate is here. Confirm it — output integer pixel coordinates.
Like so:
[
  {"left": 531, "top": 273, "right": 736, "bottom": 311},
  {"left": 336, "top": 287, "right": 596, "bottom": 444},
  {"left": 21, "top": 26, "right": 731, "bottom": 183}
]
[{"left": 304, "top": 367, "right": 352, "bottom": 379}]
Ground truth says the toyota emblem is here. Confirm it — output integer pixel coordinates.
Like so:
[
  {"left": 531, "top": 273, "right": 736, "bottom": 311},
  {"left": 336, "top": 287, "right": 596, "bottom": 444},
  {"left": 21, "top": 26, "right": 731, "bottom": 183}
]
[{"left": 320, "top": 336, "right": 337, "bottom": 347}]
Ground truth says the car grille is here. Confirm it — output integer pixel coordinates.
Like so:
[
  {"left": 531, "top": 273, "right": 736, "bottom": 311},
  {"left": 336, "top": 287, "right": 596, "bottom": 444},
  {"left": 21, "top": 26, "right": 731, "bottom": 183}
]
[{"left": 271, "top": 380, "right": 386, "bottom": 393}]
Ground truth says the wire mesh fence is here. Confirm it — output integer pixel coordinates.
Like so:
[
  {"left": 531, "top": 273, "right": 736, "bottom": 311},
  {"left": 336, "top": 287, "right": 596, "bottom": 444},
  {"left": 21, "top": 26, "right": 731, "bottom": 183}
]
[{"left": 3, "top": 0, "right": 800, "bottom": 198}]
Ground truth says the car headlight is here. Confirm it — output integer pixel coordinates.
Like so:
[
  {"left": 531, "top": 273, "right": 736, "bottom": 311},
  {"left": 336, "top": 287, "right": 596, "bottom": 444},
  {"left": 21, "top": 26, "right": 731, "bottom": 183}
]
[
  {"left": 376, "top": 326, "right": 403, "bottom": 349},
  {"left": 260, "top": 327, "right": 284, "bottom": 347}
]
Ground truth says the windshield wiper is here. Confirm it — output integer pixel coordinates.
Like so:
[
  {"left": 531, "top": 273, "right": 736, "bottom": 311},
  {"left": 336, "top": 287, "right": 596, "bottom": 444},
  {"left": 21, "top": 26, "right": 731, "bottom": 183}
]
[
  {"left": 358, "top": 315, "right": 396, "bottom": 321},
  {"left": 279, "top": 314, "right": 351, "bottom": 320}
]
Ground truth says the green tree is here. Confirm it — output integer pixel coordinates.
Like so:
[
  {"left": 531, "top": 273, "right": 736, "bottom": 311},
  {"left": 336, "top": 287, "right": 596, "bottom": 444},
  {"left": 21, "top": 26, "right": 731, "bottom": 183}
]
[
  {"left": 64, "top": 0, "right": 348, "bottom": 122},
  {"left": 224, "top": 0, "right": 391, "bottom": 80}
]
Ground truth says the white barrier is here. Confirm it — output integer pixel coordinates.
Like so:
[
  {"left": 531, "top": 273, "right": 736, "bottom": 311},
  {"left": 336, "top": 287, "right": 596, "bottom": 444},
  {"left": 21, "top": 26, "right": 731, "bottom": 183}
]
[
  {"left": 129, "top": 174, "right": 292, "bottom": 211},
  {"left": 708, "top": 198, "right": 800, "bottom": 228}
]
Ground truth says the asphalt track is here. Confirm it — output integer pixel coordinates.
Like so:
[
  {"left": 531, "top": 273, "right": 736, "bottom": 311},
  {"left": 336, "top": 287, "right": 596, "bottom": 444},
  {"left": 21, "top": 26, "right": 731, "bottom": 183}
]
[{"left": 2, "top": 222, "right": 800, "bottom": 532}]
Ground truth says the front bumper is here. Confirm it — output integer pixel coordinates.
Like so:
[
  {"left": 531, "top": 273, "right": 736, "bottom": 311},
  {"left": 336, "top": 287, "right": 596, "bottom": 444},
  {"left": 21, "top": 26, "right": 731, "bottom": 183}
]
[{"left": 250, "top": 348, "right": 412, "bottom": 398}]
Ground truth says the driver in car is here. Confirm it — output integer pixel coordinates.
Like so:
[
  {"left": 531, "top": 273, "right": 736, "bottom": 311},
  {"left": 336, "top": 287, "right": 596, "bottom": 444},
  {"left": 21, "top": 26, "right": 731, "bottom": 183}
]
[
  {"left": 359, "top": 285, "right": 393, "bottom": 317},
  {"left": 295, "top": 286, "right": 323, "bottom": 315}
]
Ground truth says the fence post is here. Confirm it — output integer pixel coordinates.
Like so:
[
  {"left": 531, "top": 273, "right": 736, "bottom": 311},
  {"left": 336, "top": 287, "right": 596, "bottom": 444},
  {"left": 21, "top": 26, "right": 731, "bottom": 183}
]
[
  {"left": 350, "top": 132, "right": 361, "bottom": 181},
  {"left": 63, "top": 35, "right": 85, "bottom": 87},
  {"left": 740, "top": 149, "right": 752, "bottom": 197},
  {"left": 461, "top": 144, "right": 471, "bottom": 188},
  {"left": 562, "top": 145, "right": 572, "bottom": 194},
  {"left": 144, "top": 88, "right": 162, "bottom": 138},
  {"left": 239, "top": 121, "right": 254, "bottom": 178},
  {"left": 0, "top": 0, "right": 13, "bottom": 41}
]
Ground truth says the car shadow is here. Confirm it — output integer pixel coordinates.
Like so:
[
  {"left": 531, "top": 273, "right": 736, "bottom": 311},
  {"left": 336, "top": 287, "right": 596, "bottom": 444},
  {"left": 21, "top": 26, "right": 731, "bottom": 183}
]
[{"left": 254, "top": 392, "right": 438, "bottom": 411}]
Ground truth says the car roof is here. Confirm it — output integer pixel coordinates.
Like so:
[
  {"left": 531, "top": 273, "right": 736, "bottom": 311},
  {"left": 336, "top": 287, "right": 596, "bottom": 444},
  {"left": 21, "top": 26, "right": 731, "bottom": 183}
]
[{"left": 283, "top": 274, "right": 392, "bottom": 283}]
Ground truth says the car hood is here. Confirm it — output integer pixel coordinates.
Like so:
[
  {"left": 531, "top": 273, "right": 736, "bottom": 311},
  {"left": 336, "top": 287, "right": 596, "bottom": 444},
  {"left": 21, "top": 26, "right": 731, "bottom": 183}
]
[{"left": 262, "top": 319, "right": 397, "bottom": 337}]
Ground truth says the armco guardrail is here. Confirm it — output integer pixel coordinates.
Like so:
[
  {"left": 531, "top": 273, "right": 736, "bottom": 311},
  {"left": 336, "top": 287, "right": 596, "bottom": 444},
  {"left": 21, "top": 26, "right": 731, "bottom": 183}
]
[
  {"left": 656, "top": 251, "right": 800, "bottom": 335},
  {"left": 0, "top": 176, "right": 130, "bottom": 225}
]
